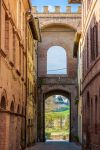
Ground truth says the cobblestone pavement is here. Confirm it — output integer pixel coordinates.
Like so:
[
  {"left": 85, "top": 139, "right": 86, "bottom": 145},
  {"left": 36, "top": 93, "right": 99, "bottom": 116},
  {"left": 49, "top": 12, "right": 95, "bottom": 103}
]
[{"left": 26, "top": 141, "right": 82, "bottom": 150}]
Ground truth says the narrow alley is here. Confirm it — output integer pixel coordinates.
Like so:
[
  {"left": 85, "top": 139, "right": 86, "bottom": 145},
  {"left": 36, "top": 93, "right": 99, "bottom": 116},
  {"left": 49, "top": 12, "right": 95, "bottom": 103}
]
[
  {"left": 0, "top": 0, "right": 100, "bottom": 150},
  {"left": 26, "top": 142, "right": 81, "bottom": 150}
]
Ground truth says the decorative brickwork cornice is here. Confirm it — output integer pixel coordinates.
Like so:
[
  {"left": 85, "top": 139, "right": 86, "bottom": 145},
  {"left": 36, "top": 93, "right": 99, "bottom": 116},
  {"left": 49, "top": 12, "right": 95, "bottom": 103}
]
[{"left": 32, "top": 6, "right": 81, "bottom": 14}]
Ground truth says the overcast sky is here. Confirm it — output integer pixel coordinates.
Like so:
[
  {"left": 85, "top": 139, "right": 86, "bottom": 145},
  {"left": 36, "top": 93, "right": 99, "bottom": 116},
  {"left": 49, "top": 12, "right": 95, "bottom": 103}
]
[{"left": 31, "top": 0, "right": 80, "bottom": 12}]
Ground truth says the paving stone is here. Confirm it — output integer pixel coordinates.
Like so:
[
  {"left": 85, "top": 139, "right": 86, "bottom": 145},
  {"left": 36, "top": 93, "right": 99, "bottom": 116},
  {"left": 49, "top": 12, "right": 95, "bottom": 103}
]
[{"left": 26, "top": 142, "right": 82, "bottom": 150}]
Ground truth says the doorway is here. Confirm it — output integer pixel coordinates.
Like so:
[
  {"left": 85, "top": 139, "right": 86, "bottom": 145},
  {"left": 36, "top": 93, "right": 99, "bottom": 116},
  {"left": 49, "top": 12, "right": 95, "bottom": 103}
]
[{"left": 45, "top": 95, "right": 70, "bottom": 142}]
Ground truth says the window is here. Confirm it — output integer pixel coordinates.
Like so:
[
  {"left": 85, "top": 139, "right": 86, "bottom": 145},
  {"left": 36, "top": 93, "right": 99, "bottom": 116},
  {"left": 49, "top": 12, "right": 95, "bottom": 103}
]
[
  {"left": 19, "top": 44, "right": 21, "bottom": 72},
  {"left": 17, "top": 104, "right": 20, "bottom": 113},
  {"left": 17, "top": 0, "right": 21, "bottom": 29},
  {"left": 5, "top": 14, "right": 9, "bottom": 52},
  {"left": 1, "top": 96, "right": 6, "bottom": 109},
  {"left": 83, "top": 50, "right": 85, "bottom": 77},
  {"left": 47, "top": 46, "right": 67, "bottom": 74},
  {"left": 90, "top": 23, "right": 98, "bottom": 61},
  {"left": 91, "top": 98, "right": 93, "bottom": 128},
  {"left": 95, "top": 95, "right": 98, "bottom": 133},
  {"left": 90, "top": 27, "right": 95, "bottom": 61},
  {"left": 86, "top": 33, "right": 89, "bottom": 69},
  {"left": 10, "top": 101, "right": 14, "bottom": 112},
  {"left": 22, "top": 12, "right": 25, "bottom": 36},
  {"left": 95, "top": 23, "right": 98, "bottom": 57},
  {"left": 13, "top": 29, "right": 16, "bottom": 64},
  {"left": 87, "top": 92, "right": 90, "bottom": 126}
]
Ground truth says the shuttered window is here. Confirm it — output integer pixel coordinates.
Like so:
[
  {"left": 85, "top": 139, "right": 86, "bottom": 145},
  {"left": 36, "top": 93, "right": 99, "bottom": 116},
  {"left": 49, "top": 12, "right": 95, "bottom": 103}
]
[
  {"left": 87, "top": 33, "right": 89, "bottom": 69},
  {"left": 90, "top": 27, "right": 95, "bottom": 61},
  {"left": 5, "top": 14, "right": 9, "bottom": 53},
  {"left": 90, "top": 23, "right": 98, "bottom": 62},
  {"left": 95, "top": 23, "right": 98, "bottom": 57},
  {"left": 13, "top": 30, "right": 16, "bottom": 64}
]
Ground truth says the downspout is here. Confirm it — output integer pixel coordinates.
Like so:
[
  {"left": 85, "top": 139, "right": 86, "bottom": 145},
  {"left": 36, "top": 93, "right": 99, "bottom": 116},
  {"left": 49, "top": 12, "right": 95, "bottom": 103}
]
[
  {"left": 25, "top": 14, "right": 28, "bottom": 148},
  {"left": 36, "top": 42, "right": 39, "bottom": 141}
]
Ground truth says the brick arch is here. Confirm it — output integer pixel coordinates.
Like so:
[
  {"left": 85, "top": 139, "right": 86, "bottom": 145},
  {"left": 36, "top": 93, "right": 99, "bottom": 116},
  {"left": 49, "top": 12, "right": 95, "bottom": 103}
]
[
  {"left": 47, "top": 44, "right": 67, "bottom": 52},
  {"left": 9, "top": 100, "right": 15, "bottom": 150},
  {"left": 0, "top": 89, "right": 7, "bottom": 109},
  {"left": 40, "top": 21, "right": 77, "bottom": 31},
  {"left": 0, "top": 96, "right": 6, "bottom": 109},
  {"left": 44, "top": 89, "right": 71, "bottom": 100},
  {"left": 17, "top": 104, "right": 20, "bottom": 113},
  {"left": 21, "top": 106, "right": 24, "bottom": 115},
  {"left": 42, "top": 84, "right": 75, "bottom": 96},
  {"left": 10, "top": 101, "right": 14, "bottom": 112},
  {"left": 43, "top": 88, "right": 71, "bottom": 141},
  {"left": 46, "top": 45, "right": 68, "bottom": 63},
  {"left": 36, "top": 12, "right": 80, "bottom": 141},
  {"left": 0, "top": 89, "right": 7, "bottom": 150},
  {"left": 45, "top": 43, "right": 70, "bottom": 56}
]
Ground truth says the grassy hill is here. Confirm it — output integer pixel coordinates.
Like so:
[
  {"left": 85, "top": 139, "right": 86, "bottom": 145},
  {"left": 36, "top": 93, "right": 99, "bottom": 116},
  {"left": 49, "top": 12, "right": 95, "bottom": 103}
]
[{"left": 45, "top": 95, "right": 70, "bottom": 140}]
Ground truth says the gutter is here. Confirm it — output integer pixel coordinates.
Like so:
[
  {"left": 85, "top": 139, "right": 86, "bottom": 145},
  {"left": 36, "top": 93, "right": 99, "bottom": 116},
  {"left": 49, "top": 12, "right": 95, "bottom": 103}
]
[
  {"left": 73, "top": 32, "right": 81, "bottom": 57},
  {"left": 29, "top": 16, "right": 41, "bottom": 42}
]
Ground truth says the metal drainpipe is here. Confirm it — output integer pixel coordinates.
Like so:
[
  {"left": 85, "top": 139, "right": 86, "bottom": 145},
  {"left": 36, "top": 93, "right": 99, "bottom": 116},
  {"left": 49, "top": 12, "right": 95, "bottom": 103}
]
[
  {"left": 36, "top": 42, "right": 39, "bottom": 142},
  {"left": 25, "top": 14, "right": 28, "bottom": 148}
]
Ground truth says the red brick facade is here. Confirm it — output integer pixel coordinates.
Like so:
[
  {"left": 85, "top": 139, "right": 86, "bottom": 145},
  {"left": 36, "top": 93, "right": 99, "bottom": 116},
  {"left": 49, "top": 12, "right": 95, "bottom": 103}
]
[
  {"left": 82, "top": 1, "right": 100, "bottom": 149},
  {"left": 0, "top": 0, "right": 30, "bottom": 149},
  {"left": 32, "top": 10, "right": 81, "bottom": 142}
]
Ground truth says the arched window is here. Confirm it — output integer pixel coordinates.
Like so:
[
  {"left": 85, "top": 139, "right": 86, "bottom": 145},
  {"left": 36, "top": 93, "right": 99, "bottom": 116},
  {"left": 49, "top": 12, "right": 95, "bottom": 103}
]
[
  {"left": 87, "top": 92, "right": 90, "bottom": 126},
  {"left": 47, "top": 46, "right": 67, "bottom": 74},
  {"left": 10, "top": 101, "right": 14, "bottom": 112},
  {"left": 17, "top": 0, "right": 21, "bottom": 29},
  {"left": 17, "top": 104, "right": 20, "bottom": 114},
  {"left": 22, "top": 107, "right": 24, "bottom": 115},
  {"left": 0, "top": 96, "right": 6, "bottom": 109}
]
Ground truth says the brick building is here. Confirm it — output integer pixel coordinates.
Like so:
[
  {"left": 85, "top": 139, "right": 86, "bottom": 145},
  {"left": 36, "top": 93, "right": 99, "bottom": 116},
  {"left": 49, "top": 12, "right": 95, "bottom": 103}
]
[
  {"left": 32, "top": 6, "right": 81, "bottom": 142},
  {"left": 0, "top": 0, "right": 32, "bottom": 149},
  {"left": 82, "top": 1, "right": 100, "bottom": 149},
  {"left": 73, "top": 32, "right": 82, "bottom": 143},
  {"left": 73, "top": 0, "right": 100, "bottom": 149},
  {"left": 26, "top": 15, "right": 41, "bottom": 146}
]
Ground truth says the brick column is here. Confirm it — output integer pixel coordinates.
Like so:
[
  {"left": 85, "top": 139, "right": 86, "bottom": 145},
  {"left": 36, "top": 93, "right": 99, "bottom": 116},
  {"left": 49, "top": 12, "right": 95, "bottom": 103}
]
[{"left": 0, "top": 112, "right": 9, "bottom": 150}]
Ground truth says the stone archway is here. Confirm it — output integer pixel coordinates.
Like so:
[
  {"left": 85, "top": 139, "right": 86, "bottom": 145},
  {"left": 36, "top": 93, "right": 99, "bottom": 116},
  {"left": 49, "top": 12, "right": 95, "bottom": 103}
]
[
  {"left": 36, "top": 23, "right": 78, "bottom": 142},
  {"left": 0, "top": 95, "right": 7, "bottom": 150},
  {"left": 44, "top": 89, "right": 71, "bottom": 142},
  {"left": 9, "top": 101, "right": 15, "bottom": 150},
  {"left": 34, "top": 9, "right": 80, "bottom": 142},
  {"left": 37, "top": 81, "right": 78, "bottom": 142}
]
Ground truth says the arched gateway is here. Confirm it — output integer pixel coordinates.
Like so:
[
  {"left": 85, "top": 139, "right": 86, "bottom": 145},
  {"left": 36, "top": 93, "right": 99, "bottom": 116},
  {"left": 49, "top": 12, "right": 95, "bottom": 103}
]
[{"left": 32, "top": 6, "right": 81, "bottom": 142}]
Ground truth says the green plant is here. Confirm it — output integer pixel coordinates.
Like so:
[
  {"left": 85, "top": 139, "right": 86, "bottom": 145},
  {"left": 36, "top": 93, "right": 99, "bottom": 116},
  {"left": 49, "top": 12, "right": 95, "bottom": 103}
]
[
  {"left": 74, "top": 136, "right": 79, "bottom": 142},
  {"left": 39, "top": 79, "right": 45, "bottom": 85},
  {"left": 45, "top": 132, "right": 51, "bottom": 139},
  {"left": 74, "top": 96, "right": 79, "bottom": 105}
]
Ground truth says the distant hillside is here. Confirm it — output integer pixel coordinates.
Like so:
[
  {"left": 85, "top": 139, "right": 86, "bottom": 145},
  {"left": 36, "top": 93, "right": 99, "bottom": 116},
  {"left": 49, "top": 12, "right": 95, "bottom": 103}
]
[{"left": 45, "top": 95, "right": 70, "bottom": 113}]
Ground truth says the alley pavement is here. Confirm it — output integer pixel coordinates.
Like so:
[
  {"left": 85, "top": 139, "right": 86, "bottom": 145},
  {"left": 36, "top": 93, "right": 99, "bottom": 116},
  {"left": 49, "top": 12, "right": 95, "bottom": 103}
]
[{"left": 26, "top": 141, "right": 82, "bottom": 150}]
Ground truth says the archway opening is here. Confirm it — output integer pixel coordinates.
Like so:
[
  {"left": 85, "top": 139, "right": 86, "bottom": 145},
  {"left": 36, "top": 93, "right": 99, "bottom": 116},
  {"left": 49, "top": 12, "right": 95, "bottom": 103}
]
[
  {"left": 45, "top": 95, "right": 70, "bottom": 142},
  {"left": 47, "top": 46, "right": 67, "bottom": 74},
  {"left": 1, "top": 96, "right": 6, "bottom": 109}
]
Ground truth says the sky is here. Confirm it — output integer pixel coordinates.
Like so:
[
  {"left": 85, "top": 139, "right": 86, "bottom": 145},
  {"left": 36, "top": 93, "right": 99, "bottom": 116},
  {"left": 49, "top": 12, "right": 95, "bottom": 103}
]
[
  {"left": 31, "top": 0, "right": 80, "bottom": 12},
  {"left": 47, "top": 46, "right": 67, "bottom": 74}
]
